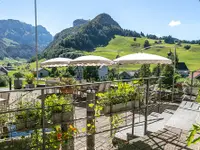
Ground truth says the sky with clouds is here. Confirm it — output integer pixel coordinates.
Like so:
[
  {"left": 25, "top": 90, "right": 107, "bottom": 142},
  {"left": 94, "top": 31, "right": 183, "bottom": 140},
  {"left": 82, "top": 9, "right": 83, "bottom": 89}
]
[{"left": 0, "top": 0, "right": 200, "bottom": 40}]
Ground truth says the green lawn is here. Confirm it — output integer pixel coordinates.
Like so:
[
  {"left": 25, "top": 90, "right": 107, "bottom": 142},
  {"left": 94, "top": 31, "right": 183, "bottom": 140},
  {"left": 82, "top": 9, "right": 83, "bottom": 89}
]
[{"left": 86, "top": 36, "right": 200, "bottom": 71}]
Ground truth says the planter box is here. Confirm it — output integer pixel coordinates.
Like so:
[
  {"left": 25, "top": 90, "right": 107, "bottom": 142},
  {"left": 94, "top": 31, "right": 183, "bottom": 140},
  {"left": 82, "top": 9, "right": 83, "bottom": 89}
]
[
  {"left": 60, "top": 87, "right": 74, "bottom": 94},
  {"left": 183, "top": 87, "right": 199, "bottom": 96},
  {"left": 103, "top": 101, "right": 139, "bottom": 114},
  {"left": 52, "top": 112, "right": 73, "bottom": 124},
  {"left": 14, "top": 80, "right": 22, "bottom": 89},
  {"left": 16, "top": 119, "right": 36, "bottom": 131},
  {"left": 25, "top": 84, "right": 35, "bottom": 89}
]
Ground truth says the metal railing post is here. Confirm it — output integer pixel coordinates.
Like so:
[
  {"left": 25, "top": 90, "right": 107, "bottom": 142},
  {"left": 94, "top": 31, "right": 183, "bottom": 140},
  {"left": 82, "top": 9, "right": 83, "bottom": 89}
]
[
  {"left": 86, "top": 90, "right": 96, "bottom": 150},
  {"left": 144, "top": 78, "right": 149, "bottom": 135}
]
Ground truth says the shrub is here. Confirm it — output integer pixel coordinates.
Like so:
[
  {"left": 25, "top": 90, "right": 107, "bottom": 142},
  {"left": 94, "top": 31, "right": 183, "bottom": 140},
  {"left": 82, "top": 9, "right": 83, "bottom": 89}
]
[
  {"left": 0, "top": 76, "right": 8, "bottom": 87},
  {"left": 13, "top": 72, "right": 24, "bottom": 79},
  {"left": 184, "top": 45, "right": 191, "bottom": 50},
  {"left": 144, "top": 40, "right": 150, "bottom": 48}
]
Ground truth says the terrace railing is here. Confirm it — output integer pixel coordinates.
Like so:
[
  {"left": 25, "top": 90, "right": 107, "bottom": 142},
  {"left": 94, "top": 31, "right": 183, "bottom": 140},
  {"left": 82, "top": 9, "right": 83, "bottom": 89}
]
[{"left": 0, "top": 77, "right": 183, "bottom": 150}]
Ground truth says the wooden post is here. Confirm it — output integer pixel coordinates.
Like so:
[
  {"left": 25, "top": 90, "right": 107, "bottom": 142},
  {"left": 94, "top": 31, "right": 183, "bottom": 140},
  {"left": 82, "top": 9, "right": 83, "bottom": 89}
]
[
  {"left": 158, "top": 77, "right": 162, "bottom": 113},
  {"left": 61, "top": 100, "right": 74, "bottom": 150},
  {"left": 144, "top": 79, "right": 149, "bottom": 135},
  {"left": 86, "top": 90, "right": 96, "bottom": 150},
  {"left": 41, "top": 89, "right": 45, "bottom": 150},
  {"left": 131, "top": 99, "right": 135, "bottom": 136},
  {"left": 9, "top": 77, "right": 12, "bottom": 90},
  {"left": 190, "top": 71, "right": 194, "bottom": 101}
]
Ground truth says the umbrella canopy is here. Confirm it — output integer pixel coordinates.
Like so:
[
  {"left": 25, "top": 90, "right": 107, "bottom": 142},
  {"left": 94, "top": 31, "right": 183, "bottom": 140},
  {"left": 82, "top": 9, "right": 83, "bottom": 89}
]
[
  {"left": 70, "top": 55, "right": 113, "bottom": 66},
  {"left": 40, "top": 57, "right": 72, "bottom": 68},
  {"left": 114, "top": 53, "right": 172, "bottom": 65}
]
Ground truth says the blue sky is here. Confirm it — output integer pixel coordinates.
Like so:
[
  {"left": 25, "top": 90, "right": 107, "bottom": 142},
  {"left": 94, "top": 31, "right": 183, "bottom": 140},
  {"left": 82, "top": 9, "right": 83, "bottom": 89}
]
[{"left": 0, "top": 0, "right": 200, "bottom": 40}]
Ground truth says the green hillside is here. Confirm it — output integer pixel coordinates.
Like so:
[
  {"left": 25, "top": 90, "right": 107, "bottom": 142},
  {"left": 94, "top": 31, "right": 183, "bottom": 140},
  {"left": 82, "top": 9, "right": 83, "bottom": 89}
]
[{"left": 87, "top": 35, "right": 200, "bottom": 71}]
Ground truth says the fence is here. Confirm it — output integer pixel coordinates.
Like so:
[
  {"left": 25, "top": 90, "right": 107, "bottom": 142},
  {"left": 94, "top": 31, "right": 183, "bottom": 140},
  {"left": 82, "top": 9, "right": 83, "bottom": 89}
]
[{"left": 0, "top": 77, "right": 190, "bottom": 150}]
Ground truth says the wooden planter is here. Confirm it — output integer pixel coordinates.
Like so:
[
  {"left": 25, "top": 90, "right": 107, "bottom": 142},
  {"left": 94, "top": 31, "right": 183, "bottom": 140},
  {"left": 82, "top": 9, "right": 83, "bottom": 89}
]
[
  {"left": 25, "top": 84, "right": 35, "bottom": 89},
  {"left": 60, "top": 87, "right": 74, "bottom": 94},
  {"left": 14, "top": 80, "right": 23, "bottom": 89},
  {"left": 103, "top": 101, "right": 139, "bottom": 114},
  {"left": 52, "top": 112, "right": 73, "bottom": 124}
]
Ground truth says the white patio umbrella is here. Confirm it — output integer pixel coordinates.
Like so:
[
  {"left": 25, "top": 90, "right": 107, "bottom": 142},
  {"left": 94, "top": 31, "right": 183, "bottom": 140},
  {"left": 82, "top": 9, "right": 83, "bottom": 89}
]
[
  {"left": 114, "top": 53, "right": 172, "bottom": 64},
  {"left": 70, "top": 55, "right": 113, "bottom": 66},
  {"left": 40, "top": 57, "right": 72, "bottom": 68}
]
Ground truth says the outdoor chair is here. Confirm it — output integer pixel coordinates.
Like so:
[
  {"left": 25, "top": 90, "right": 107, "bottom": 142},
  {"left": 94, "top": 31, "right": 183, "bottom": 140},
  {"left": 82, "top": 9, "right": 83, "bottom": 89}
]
[
  {"left": 96, "top": 83, "right": 106, "bottom": 93},
  {"left": 0, "top": 93, "right": 10, "bottom": 110},
  {"left": 104, "top": 82, "right": 111, "bottom": 92}
]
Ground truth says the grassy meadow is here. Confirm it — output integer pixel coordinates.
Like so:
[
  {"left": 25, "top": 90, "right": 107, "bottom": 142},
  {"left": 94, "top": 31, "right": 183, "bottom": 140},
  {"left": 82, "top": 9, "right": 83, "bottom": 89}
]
[{"left": 87, "top": 35, "right": 200, "bottom": 71}]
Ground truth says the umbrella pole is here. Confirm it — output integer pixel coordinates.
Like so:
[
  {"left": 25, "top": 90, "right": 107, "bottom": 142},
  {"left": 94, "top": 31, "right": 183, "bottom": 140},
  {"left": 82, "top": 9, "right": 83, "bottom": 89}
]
[
  {"left": 117, "top": 64, "right": 120, "bottom": 80},
  {"left": 171, "top": 47, "right": 176, "bottom": 102},
  {"left": 34, "top": 0, "right": 39, "bottom": 85}
]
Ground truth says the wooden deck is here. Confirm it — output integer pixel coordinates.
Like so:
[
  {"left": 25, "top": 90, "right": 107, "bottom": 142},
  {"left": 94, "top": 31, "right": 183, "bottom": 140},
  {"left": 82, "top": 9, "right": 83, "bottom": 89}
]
[{"left": 119, "top": 127, "right": 200, "bottom": 150}]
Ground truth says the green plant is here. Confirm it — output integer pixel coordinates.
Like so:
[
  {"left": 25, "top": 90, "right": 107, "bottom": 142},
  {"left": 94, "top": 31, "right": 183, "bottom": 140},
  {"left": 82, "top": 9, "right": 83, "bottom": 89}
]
[
  {"left": 25, "top": 73, "right": 35, "bottom": 84},
  {"left": 187, "top": 124, "right": 200, "bottom": 146},
  {"left": 15, "top": 100, "right": 40, "bottom": 127},
  {"left": 45, "top": 94, "right": 72, "bottom": 113},
  {"left": 13, "top": 72, "right": 24, "bottom": 80},
  {"left": 183, "top": 78, "right": 200, "bottom": 87},
  {"left": 59, "top": 78, "right": 76, "bottom": 86},
  {"left": 111, "top": 114, "right": 123, "bottom": 136},
  {"left": 96, "top": 82, "right": 137, "bottom": 105},
  {"left": 29, "top": 124, "right": 78, "bottom": 150},
  {"left": 0, "top": 75, "right": 8, "bottom": 87}
]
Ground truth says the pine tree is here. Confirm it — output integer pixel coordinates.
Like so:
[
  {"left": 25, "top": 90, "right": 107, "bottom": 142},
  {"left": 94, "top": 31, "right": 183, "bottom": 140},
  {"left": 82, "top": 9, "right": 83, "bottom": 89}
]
[
  {"left": 139, "top": 64, "right": 151, "bottom": 78},
  {"left": 152, "top": 64, "right": 161, "bottom": 77},
  {"left": 161, "top": 65, "right": 174, "bottom": 88}
]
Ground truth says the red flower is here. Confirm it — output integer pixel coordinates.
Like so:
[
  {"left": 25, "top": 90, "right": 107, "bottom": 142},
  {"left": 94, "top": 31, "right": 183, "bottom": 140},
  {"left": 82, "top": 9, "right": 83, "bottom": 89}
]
[{"left": 57, "top": 133, "right": 62, "bottom": 141}]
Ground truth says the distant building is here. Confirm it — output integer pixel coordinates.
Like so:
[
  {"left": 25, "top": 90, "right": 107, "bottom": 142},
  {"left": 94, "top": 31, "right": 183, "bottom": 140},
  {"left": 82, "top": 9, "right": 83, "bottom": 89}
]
[
  {"left": 0, "top": 66, "right": 8, "bottom": 75},
  {"left": 119, "top": 70, "right": 138, "bottom": 79},
  {"left": 4, "top": 66, "right": 16, "bottom": 71},
  {"left": 75, "top": 66, "right": 108, "bottom": 81},
  {"left": 177, "top": 62, "right": 189, "bottom": 77},
  {"left": 75, "top": 66, "right": 84, "bottom": 81},
  {"left": 98, "top": 66, "right": 108, "bottom": 81},
  {"left": 33, "top": 68, "right": 49, "bottom": 78}
]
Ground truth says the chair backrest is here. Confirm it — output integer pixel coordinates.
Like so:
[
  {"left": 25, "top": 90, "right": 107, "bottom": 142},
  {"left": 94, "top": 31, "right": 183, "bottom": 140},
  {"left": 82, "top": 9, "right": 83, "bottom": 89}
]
[
  {"left": 104, "top": 82, "right": 111, "bottom": 91},
  {"left": 97, "top": 83, "right": 105, "bottom": 93},
  {"left": 0, "top": 92, "right": 10, "bottom": 106},
  {"left": 0, "top": 93, "right": 9, "bottom": 100}
]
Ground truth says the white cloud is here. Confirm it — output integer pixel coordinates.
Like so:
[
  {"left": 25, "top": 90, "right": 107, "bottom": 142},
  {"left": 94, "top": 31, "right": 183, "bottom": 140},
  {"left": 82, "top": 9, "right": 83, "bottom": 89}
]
[{"left": 169, "top": 20, "right": 181, "bottom": 27}]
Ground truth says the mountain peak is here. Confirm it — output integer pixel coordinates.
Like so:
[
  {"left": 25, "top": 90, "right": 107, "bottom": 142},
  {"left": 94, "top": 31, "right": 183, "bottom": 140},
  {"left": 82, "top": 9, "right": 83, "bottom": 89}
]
[
  {"left": 93, "top": 13, "right": 121, "bottom": 28},
  {"left": 73, "top": 19, "right": 89, "bottom": 27}
]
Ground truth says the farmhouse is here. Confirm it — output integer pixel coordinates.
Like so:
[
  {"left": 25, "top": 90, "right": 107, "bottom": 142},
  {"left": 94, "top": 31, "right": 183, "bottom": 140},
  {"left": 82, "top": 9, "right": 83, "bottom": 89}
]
[{"left": 177, "top": 62, "right": 189, "bottom": 77}]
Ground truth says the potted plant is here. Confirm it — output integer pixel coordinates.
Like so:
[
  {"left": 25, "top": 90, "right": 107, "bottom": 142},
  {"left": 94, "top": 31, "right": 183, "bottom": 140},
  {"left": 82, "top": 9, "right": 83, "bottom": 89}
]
[
  {"left": 13, "top": 72, "right": 24, "bottom": 89},
  {"left": 45, "top": 94, "right": 73, "bottom": 124},
  {"left": 183, "top": 78, "right": 200, "bottom": 96},
  {"left": 25, "top": 73, "right": 35, "bottom": 88},
  {"left": 59, "top": 78, "right": 76, "bottom": 94},
  {"left": 96, "top": 82, "right": 139, "bottom": 114},
  {"left": 15, "top": 101, "right": 39, "bottom": 130}
]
